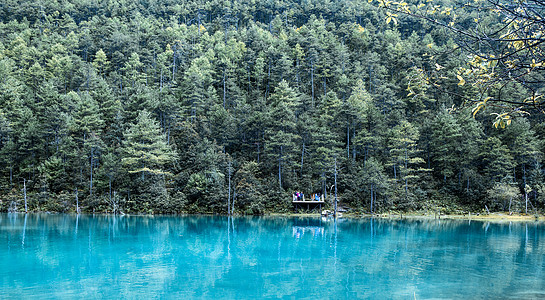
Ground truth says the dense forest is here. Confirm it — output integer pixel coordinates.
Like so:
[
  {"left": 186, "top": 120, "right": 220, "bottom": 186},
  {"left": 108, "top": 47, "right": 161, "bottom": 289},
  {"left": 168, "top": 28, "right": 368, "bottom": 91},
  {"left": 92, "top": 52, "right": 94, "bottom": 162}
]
[{"left": 0, "top": 0, "right": 544, "bottom": 215}]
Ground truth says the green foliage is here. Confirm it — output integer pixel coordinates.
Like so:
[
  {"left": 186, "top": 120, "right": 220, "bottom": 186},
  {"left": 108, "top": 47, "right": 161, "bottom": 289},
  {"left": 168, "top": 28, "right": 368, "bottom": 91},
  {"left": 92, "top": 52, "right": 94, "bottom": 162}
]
[
  {"left": 486, "top": 182, "right": 521, "bottom": 213},
  {"left": 479, "top": 137, "right": 515, "bottom": 183},
  {"left": 429, "top": 109, "right": 462, "bottom": 180},
  {"left": 234, "top": 161, "right": 266, "bottom": 215},
  {"left": 121, "top": 110, "right": 175, "bottom": 177},
  {"left": 357, "top": 157, "right": 389, "bottom": 213},
  {"left": 0, "top": 0, "right": 543, "bottom": 215}
]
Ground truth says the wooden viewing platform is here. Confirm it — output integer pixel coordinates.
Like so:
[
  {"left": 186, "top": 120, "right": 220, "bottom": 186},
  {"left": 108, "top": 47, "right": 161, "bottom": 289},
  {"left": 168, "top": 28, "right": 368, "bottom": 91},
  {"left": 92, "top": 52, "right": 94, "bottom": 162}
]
[{"left": 292, "top": 194, "right": 325, "bottom": 213}]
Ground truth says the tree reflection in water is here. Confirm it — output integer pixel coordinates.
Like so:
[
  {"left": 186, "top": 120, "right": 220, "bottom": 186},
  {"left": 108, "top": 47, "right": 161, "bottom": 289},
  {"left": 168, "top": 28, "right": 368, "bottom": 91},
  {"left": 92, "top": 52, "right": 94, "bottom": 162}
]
[{"left": 1, "top": 214, "right": 545, "bottom": 299}]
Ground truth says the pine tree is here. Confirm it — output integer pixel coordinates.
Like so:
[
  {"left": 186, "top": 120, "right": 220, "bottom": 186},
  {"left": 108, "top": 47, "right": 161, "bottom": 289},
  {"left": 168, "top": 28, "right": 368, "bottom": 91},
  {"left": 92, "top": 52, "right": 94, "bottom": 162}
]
[
  {"left": 502, "top": 119, "right": 542, "bottom": 212},
  {"left": 97, "top": 151, "right": 122, "bottom": 212},
  {"left": 454, "top": 110, "right": 483, "bottom": 194},
  {"left": 122, "top": 53, "right": 145, "bottom": 89},
  {"left": 358, "top": 157, "right": 389, "bottom": 213},
  {"left": 388, "top": 120, "right": 427, "bottom": 204},
  {"left": 121, "top": 110, "right": 175, "bottom": 180},
  {"left": 479, "top": 137, "right": 515, "bottom": 182},
  {"left": 429, "top": 109, "right": 462, "bottom": 182},
  {"left": 182, "top": 55, "right": 214, "bottom": 123},
  {"left": 265, "top": 80, "right": 301, "bottom": 189},
  {"left": 67, "top": 92, "right": 105, "bottom": 197},
  {"left": 92, "top": 49, "right": 110, "bottom": 78},
  {"left": 348, "top": 79, "right": 382, "bottom": 163},
  {"left": 309, "top": 91, "right": 343, "bottom": 196}
]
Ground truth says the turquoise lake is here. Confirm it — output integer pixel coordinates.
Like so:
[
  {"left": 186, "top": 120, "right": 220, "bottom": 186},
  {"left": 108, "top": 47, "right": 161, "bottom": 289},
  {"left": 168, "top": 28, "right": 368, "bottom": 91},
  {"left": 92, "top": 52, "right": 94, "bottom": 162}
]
[{"left": 1, "top": 214, "right": 545, "bottom": 299}]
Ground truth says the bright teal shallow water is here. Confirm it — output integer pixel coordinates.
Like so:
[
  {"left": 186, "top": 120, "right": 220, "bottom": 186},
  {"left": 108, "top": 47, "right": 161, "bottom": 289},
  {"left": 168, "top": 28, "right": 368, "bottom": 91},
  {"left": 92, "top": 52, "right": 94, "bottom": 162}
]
[{"left": 1, "top": 214, "right": 545, "bottom": 299}]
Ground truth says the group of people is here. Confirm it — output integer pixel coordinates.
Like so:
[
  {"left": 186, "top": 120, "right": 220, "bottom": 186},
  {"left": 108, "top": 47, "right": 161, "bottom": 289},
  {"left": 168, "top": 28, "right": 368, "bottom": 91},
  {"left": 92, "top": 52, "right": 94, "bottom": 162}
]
[
  {"left": 293, "top": 191, "right": 304, "bottom": 201},
  {"left": 292, "top": 192, "right": 323, "bottom": 201}
]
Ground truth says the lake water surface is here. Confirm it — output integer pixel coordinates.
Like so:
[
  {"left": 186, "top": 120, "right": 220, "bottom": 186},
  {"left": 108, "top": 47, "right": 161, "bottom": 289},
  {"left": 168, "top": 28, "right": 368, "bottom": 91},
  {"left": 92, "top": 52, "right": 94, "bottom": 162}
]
[{"left": 1, "top": 213, "right": 545, "bottom": 299}]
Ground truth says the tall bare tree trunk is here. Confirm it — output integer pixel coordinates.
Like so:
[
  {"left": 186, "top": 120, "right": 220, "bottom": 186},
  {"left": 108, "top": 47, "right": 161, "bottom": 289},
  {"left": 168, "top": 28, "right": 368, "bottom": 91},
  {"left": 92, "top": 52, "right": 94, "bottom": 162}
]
[
  {"left": 370, "top": 183, "right": 374, "bottom": 214},
  {"left": 311, "top": 59, "right": 315, "bottom": 107},
  {"left": 90, "top": 148, "right": 94, "bottom": 196},
  {"left": 278, "top": 146, "right": 283, "bottom": 189},
  {"left": 347, "top": 123, "right": 350, "bottom": 159},
  {"left": 352, "top": 125, "right": 356, "bottom": 160},
  {"left": 24, "top": 179, "right": 27, "bottom": 213},
  {"left": 228, "top": 160, "right": 232, "bottom": 215},
  {"left": 523, "top": 164, "right": 528, "bottom": 214},
  {"left": 75, "top": 188, "right": 79, "bottom": 214},
  {"left": 231, "top": 188, "right": 236, "bottom": 215},
  {"left": 334, "top": 158, "right": 338, "bottom": 218},
  {"left": 223, "top": 69, "right": 227, "bottom": 109},
  {"left": 404, "top": 147, "right": 409, "bottom": 198},
  {"left": 300, "top": 142, "right": 305, "bottom": 176},
  {"left": 109, "top": 176, "right": 112, "bottom": 205}
]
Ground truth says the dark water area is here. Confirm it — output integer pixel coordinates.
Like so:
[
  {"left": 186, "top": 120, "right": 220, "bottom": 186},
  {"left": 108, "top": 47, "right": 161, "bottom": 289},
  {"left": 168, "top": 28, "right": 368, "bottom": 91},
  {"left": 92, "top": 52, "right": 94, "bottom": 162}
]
[{"left": 1, "top": 213, "right": 545, "bottom": 299}]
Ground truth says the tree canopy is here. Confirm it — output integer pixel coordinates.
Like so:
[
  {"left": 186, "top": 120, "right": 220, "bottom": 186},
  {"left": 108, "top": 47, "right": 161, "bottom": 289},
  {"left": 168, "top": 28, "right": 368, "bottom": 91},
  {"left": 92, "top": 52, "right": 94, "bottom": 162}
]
[
  {"left": 372, "top": 0, "right": 545, "bottom": 123},
  {"left": 0, "top": 0, "right": 544, "bottom": 215}
]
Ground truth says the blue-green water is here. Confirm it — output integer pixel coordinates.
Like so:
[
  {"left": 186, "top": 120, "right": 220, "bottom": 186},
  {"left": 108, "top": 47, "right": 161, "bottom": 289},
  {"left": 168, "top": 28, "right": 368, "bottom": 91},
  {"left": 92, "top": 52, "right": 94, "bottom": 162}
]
[{"left": 1, "top": 214, "right": 545, "bottom": 299}]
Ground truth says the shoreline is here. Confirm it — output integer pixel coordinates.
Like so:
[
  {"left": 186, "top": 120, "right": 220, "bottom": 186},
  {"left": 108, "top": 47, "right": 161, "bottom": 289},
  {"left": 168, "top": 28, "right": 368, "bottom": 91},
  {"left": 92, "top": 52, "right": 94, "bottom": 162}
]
[
  {"left": 270, "top": 211, "right": 545, "bottom": 223},
  {"left": 369, "top": 213, "right": 544, "bottom": 223},
  {"left": 4, "top": 211, "right": 545, "bottom": 223}
]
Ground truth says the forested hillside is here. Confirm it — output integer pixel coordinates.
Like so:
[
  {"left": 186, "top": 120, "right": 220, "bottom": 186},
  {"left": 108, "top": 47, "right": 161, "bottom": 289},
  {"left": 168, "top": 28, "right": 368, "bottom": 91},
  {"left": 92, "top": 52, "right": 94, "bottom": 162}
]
[{"left": 0, "top": 0, "right": 544, "bottom": 214}]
